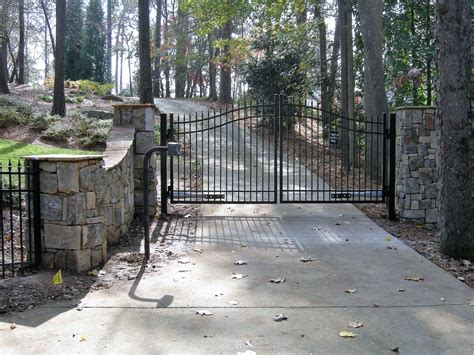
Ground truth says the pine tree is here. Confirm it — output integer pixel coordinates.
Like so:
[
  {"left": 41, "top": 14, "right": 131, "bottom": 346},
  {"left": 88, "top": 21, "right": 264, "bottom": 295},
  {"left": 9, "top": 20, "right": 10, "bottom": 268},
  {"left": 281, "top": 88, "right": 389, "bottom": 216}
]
[
  {"left": 65, "top": 0, "right": 83, "bottom": 80},
  {"left": 81, "top": 0, "right": 107, "bottom": 83}
]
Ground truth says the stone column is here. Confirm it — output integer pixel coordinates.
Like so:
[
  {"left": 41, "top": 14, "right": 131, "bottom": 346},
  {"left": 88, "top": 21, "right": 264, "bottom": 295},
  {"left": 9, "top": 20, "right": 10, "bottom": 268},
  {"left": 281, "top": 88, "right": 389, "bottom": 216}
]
[
  {"left": 113, "top": 104, "right": 157, "bottom": 216},
  {"left": 24, "top": 155, "right": 107, "bottom": 272},
  {"left": 395, "top": 107, "right": 438, "bottom": 224}
]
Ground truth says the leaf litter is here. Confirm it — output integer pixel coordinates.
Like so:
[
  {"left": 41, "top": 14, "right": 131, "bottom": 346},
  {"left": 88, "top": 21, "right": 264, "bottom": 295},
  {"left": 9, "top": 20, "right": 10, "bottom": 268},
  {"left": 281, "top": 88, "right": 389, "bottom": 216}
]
[
  {"left": 269, "top": 278, "right": 286, "bottom": 283},
  {"left": 234, "top": 260, "right": 248, "bottom": 265},
  {"left": 339, "top": 331, "right": 357, "bottom": 338},
  {"left": 232, "top": 273, "right": 248, "bottom": 279},
  {"left": 405, "top": 276, "right": 424, "bottom": 282},
  {"left": 195, "top": 310, "right": 213, "bottom": 316},
  {"left": 347, "top": 321, "right": 364, "bottom": 328},
  {"left": 273, "top": 314, "right": 288, "bottom": 322}
]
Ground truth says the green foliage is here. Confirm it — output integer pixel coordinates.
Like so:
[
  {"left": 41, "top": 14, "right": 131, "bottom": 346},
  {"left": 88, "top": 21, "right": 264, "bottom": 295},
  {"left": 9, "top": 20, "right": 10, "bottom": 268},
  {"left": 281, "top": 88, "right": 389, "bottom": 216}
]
[
  {"left": 30, "top": 115, "right": 59, "bottom": 132},
  {"left": 244, "top": 30, "right": 313, "bottom": 126},
  {"left": 81, "top": 0, "right": 107, "bottom": 83},
  {"left": 77, "top": 80, "right": 113, "bottom": 96},
  {"left": 65, "top": 0, "right": 84, "bottom": 80},
  {"left": 41, "top": 111, "right": 111, "bottom": 147},
  {"left": 0, "top": 96, "right": 33, "bottom": 127},
  {"left": 40, "top": 93, "right": 53, "bottom": 103}
]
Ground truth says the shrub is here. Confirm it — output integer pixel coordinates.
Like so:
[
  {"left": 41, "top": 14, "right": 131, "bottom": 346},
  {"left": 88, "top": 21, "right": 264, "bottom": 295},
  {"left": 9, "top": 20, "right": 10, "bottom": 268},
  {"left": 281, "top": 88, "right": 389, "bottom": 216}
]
[
  {"left": 40, "top": 93, "right": 53, "bottom": 103},
  {"left": 78, "top": 80, "right": 114, "bottom": 96},
  {"left": 31, "top": 115, "right": 59, "bottom": 132},
  {"left": 0, "top": 108, "right": 28, "bottom": 127},
  {"left": 0, "top": 96, "right": 34, "bottom": 120},
  {"left": 42, "top": 121, "right": 77, "bottom": 142}
]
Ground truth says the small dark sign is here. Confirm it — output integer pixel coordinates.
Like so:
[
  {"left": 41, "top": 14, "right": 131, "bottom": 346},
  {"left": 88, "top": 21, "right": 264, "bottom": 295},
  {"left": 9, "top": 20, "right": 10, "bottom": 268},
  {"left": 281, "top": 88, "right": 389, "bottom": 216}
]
[{"left": 329, "top": 130, "right": 340, "bottom": 145}]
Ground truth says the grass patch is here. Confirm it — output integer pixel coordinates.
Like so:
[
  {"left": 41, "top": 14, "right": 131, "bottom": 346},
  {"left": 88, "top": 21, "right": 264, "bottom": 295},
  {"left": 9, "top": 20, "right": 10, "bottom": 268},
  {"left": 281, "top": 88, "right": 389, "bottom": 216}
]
[{"left": 0, "top": 139, "right": 98, "bottom": 167}]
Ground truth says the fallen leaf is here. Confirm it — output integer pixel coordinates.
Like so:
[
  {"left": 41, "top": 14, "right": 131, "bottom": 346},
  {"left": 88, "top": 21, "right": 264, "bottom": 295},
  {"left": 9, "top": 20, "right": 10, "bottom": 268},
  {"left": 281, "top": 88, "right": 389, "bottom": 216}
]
[
  {"left": 229, "top": 300, "right": 239, "bottom": 306},
  {"left": 90, "top": 269, "right": 99, "bottom": 276},
  {"left": 240, "top": 244, "right": 247, "bottom": 248},
  {"left": 415, "top": 224, "right": 424, "bottom": 230},
  {"left": 232, "top": 273, "right": 248, "bottom": 280},
  {"left": 335, "top": 223, "right": 341, "bottom": 226},
  {"left": 179, "top": 269, "right": 191, "bottom": 273},
  {"left": 385, "top": 237, "right": 393, "bottom": 241},
  {"left": 270, "top": 278, "right": 286, "bottom": 283},
  {"left": 196, "top": 310, "right": 213, "bottom": 316},
  {"left": 80, "top": 336, "right": 86, "bottom": 342},
  {"left": 298, "top": 256, "right": 316, "bottom": 262},
  {"left": 178, "top": 258, "right": 191, "bottom": 264},
  {"left": 273, "top": 314, "right": 288, "bottom": 322},
  {"left": 405, "top": 276, "right": 424, "bottom": 282},
  {"left": 345, "top": 289, "right": 357, "bottom": 294},
  {"left": 339, "top": 331, "right": 357, "bottom": 338},
  {"left": 397, "top": 288, "right": 405, "bottom": 292},
  {"left": 237, "top": 351, "right": 256, "bottom": 355},
  {"left": 98, "top": 270, "right": 106, "bottom": 277},
  {"left": 245, "top": 340, "right": 254, "bottom": 347},
  {"left": 347, "top": 322, "right": 363, "bottom": 328},
  {"left": 391, "top": 347, "right": 400, "bottom": 352},
  {"left": 193, "top": 248, "right": 203, "bottom": 254},
  {"left": 440, "top": 297, "right": 446, "bottom": 302},
  {"left": 10, "top": 323, "right": 16, "bottom": 330},
  {"left": 234, "top": 260, "right": 248, "bottom": 265},
  {"left": 184, "top": 214, "right": 191, "bottom": 218},
  {"left": 457, "top": 276, "right": 465, "bottom": 282},
  {"left": 5, "top": 234, "right": 12, "bottom": 242}
]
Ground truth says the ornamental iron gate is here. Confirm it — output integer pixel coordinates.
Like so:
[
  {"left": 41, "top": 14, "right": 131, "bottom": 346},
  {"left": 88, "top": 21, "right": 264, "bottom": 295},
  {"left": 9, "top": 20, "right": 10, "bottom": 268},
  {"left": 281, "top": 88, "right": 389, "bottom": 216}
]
[{"left": 160, "top": 95, "right": 395, "bottom": 214}]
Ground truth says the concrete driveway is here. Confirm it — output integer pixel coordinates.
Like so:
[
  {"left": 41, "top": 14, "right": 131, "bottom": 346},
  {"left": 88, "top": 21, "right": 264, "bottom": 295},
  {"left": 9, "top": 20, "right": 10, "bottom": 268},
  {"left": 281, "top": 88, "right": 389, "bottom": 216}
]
[{"left": 1, "top": 202, "right": 472, "bottom": 354}]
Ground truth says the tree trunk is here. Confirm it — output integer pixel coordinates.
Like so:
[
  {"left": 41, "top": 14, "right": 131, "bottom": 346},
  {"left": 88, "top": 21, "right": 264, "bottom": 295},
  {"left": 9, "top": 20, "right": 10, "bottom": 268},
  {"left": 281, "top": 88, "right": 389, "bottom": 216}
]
[
  {"left": 0, "top": 35, "right": 10, "bottom": 94},
  {"left": 106, "top": 0, "right": 113, "bottom": 83},
  {"left": 175, "top": 1, "right": 188, "bottom": 98},
  {"left": 219, "top": 21, "right": 232, "bottom": 104},
  {"left": 40, "top": 0, "right": 56, "bottom": 57},
  {"left": 425, "top": 0, "right": 432, "bottom": 106},
  {"left": 314, "top": 1, "right": 329, "bottom": 137},
  {"left": 327, "top": 17, "right": 340, "bottom": 114},
  {"left": 436, "top": 0, "right": 473, "bottom": 259},
  {"left": 339, "top": 0, "right": 354, "bottom": 171},
  {"left": 138, "top": 0, "right": 154, "bottom": 103},
  {"left": 358, "top": 0, "right": 389, "bottom": 179},
  {"left": 44, "top": 19, "right": 49, "bottom": 78},
  {"left": 208, "top": 32, "right": 217, "bottom": 101},
  {"left": 51, "top": 0, "right": 66, "bottom": 117},
  {"left": 17, "top": 0, "right": 25, "bottom": 84},
  {"left": 153, "top": 0, "right": 162, "bottom": 97}
]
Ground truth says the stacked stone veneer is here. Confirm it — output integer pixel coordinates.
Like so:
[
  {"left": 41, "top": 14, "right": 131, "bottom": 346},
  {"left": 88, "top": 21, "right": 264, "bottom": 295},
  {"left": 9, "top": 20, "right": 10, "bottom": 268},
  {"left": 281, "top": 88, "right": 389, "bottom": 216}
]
[
  {"left": 395, "top": 107, "right": 438, "bottom": 224},
  {"left": 25, "top": 105, "right": 157, "bottom": 272}
]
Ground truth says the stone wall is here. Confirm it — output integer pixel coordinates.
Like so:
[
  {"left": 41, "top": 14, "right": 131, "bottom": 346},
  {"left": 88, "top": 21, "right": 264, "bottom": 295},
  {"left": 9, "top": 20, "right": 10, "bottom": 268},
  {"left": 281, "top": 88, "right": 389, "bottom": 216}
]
[
  {"left": 395, "top": 107, "right": 438, "bottom": 224},
  {"left": 25, "top": 105, "right": 157, "bottom": 272}
]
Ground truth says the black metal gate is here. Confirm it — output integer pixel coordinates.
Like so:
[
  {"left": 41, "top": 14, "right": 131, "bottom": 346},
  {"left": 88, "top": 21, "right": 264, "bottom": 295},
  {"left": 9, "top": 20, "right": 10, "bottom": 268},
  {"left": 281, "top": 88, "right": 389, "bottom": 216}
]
[
  {"left": 164, "top": 95, "right": 395, "bottom": 212},
  {"left": 1, "top": 160, "right": 41, "bottom": 277}
]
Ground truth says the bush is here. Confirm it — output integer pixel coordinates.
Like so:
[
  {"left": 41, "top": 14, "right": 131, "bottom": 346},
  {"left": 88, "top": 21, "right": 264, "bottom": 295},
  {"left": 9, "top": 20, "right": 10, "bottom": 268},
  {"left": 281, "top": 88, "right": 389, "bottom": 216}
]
[
  {"left": 65, "top": 94, "right": 84, "bottom": 104},
  {"left": 0, "top": 96, "right": 34, "bottom": 120},
  {"left": 0, "top": 108, "right": 28, "bottom": 128},
  {"left": 41, "top": 111, "right": 111, "bottom": 147},
  {"left": 39, "top": 93, "right": 53, "bottom": 103},
  {"left": 31, "top": 115, "right": 59, "bottom": 132},
  {"left": 42, "top": 121, "right": 77, "bottom": 142},
  {"left": 78, "top": 80, "right": 114, "bottom": 96}
]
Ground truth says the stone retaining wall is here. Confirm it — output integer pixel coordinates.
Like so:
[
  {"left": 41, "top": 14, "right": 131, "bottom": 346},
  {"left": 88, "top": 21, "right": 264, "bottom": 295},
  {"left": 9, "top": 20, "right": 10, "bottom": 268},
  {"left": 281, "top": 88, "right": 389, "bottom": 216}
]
[
  {"left": 395, "top": 107, "right": 438, "bottom": 224},
  {"left": 25, "top": 105, "right": 157, "bottom": 272}
]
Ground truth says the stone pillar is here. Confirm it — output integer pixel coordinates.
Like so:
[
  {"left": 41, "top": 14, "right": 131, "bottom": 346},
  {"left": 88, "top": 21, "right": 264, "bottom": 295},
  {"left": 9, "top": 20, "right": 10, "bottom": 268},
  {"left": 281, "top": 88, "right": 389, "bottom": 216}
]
[
  {"left": 395, "top": 107, "right": 438, "bottom": 224},
  {"left": 113, "top": 104, "right": 157, "bottom": 217},
  {"left": 24, "top": 155, "right": 107, "bottom": 272}
]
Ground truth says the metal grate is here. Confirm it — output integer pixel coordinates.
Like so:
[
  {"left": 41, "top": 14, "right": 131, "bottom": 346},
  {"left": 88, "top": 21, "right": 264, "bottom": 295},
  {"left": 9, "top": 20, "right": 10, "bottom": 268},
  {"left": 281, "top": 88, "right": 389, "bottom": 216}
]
[{"left": 0, "top": 159, "right": 41, "bottom": 278}]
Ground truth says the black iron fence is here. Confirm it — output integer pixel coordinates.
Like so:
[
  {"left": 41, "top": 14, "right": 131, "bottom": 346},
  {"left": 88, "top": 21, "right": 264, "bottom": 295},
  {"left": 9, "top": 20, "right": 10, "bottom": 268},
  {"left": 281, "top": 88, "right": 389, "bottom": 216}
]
[
  {"left": 164, "top": 95, "right": 395, "bottom": 211},
  {"left": 0, "top": 160, "right": 41, "bottom": 278}
]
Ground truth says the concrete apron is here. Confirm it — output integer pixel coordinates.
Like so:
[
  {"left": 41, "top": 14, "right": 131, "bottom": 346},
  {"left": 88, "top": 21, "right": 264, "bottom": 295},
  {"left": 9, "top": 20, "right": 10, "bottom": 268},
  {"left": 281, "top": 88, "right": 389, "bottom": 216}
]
[{"left": 1, "top": 203, "right": 473, "bottom": 355}]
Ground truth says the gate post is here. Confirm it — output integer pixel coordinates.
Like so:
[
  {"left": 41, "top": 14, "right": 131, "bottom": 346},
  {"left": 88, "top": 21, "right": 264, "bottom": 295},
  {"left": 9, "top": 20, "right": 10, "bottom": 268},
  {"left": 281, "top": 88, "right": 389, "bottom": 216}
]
[
  {"left": 388, "top": 113, "right": 397, "bottom": 221},
  {"left": 31, "top": 160, "right": 42, "bottom": 266},
  {"left": 160, "top": 113, "right": 168, "bottom": 216}
]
